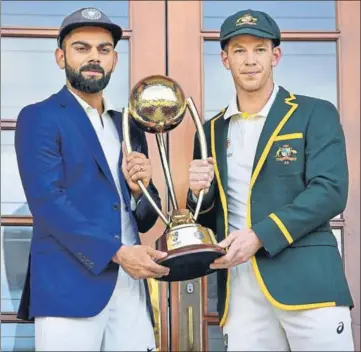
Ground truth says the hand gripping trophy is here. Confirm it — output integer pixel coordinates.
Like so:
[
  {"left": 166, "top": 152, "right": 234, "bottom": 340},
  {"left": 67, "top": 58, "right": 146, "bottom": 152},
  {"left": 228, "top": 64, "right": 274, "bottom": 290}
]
[{"left": 122, "top": 75, "right": 225, "bottom": 282}]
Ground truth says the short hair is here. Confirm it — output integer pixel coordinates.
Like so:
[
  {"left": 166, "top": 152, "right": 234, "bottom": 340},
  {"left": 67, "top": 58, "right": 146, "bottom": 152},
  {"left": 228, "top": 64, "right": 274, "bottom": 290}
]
[{"left": 222, "top": 38, "right": 278, "bottom": 52}]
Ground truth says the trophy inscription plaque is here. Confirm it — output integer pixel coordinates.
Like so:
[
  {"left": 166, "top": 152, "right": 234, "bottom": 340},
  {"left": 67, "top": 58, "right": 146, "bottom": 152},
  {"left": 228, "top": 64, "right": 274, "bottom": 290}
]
[{"left": 122, "top": 75, "right": 225, "bottom": 282}]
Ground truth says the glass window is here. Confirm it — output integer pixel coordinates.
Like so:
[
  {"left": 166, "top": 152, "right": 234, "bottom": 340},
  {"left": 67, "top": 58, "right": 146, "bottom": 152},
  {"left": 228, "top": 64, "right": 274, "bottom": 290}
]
[
  {"left": 1, "top": 1, "right": 129, "bottom": 28},
  {"left": 1, "top": 323, "right": 35, "bottom": 352},
  {"left": 208, "top": 324, "right": 226, "bottom": 352},
  {"left": 1, "top": 226, "right": 32, "bottom": 313},
  {"left": 1, "top": 38, "right": 129, "bottom": 119},
  {"left": 203, "top": 41, "right": 337, "bottom": 121},
  {"left": 203, "top": 1, "right": 336, "bottom": 31},
  {"left": 1, "top": 131, "right": 30, "bottom": 216}
]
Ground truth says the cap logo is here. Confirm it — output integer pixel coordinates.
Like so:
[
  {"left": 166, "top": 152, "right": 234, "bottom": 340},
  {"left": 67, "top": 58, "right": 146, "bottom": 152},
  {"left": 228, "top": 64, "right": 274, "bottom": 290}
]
[
  {"left": 81, "top": 8, "right": 102, "bottom": 20},
  {"left": 236, "top": 14, "right": 257, "bottom": 26}
]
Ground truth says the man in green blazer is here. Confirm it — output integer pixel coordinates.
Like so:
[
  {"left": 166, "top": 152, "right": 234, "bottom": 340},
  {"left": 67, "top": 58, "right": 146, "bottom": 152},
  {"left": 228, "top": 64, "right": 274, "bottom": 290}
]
[{"left": 187, "top": 9, "right": 354, "bottom": 351}]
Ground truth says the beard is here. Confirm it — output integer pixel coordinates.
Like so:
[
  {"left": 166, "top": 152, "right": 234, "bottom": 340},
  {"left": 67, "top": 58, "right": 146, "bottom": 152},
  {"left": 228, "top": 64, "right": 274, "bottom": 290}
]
[{"left": 65, "top": 57, "right": 112, "bottom": 94}]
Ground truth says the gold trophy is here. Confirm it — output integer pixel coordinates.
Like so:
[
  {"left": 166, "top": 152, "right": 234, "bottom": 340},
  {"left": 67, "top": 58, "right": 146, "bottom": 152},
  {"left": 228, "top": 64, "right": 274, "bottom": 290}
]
[{"left": 122, "top": 75, "right": 225, "bottom": 282}]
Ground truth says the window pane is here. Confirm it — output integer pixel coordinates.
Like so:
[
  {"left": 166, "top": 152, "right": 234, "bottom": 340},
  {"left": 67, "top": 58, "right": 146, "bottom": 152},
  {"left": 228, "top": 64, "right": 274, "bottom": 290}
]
[
  {"left": 1, "top": 1, "right": 128, "bottom": 28},
  {"left": 1, "top": 38, "right": 129, "bottom": 119},
  {"left": 1, "top": 131, "right": 30, "bottom": 216},
  {"left": 206, "top": 272, "right": 218, "bottom": 313},
  {"left": 208, "top": 324, "right": 226, "bottom": 352},
  {"left": 1, "top": 226, "right": 32, "bottom": 312},
  {"left": 203, "top": 1, "right": 336, "bottom": 31},
  {"left": 1, "top": 323, "right": 35, "bottom": 352},
  {"left": 204, "top": 41, "right": 337, "bottom": 121}
]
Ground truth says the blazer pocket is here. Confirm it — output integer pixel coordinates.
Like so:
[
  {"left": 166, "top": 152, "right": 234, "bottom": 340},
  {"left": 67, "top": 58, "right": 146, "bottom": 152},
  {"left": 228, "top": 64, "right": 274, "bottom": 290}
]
[{"left": 267, "top": 133, "right": 304, "bottom": 176}]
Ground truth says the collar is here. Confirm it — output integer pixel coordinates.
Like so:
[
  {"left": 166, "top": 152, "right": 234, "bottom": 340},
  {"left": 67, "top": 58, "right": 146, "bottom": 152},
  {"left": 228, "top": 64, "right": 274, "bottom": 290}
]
[
  {"left": 67, "top": 88, "right": 121, "bottom": 114},
  {"left": 224, "top": 83, "right": 279, "bottom": 120}
]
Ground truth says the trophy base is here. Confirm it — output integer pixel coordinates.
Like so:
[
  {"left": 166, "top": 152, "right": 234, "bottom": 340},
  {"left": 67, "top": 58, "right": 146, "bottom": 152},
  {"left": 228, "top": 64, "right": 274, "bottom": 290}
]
[{"left": 155, "top": 244, "right": 225, "bottom": 282}]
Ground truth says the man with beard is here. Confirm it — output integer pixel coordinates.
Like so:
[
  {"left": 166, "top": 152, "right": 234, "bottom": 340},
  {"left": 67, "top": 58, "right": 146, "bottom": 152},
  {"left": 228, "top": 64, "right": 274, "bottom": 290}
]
[
  {"left": 15, "top": 7, "right": 168, "bottom": 351},
  {"left": 187, "top": 9, "right": 354, "bottom": 351}
]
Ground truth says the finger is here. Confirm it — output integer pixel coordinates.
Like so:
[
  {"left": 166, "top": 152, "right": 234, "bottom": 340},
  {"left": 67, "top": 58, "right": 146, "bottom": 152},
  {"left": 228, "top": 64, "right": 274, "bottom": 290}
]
[
  {"left": 189, "top": 181, "right": 211, "bottom": 191},
  {"left": 209, "top": 262, "right": 230, "bottom": 270},
  {"left": 213, "top": 243, "right": 238, "bottom": 264},
  {"left": 189, "top": 173, "right": 212, "bottom": 182},
  {"left": 190, "top": 160, "right": 209, "bottom": 169},
  {"left": 147, "top": 261, "right": 170, "bottom": 276},
  {"left": 147, "top": 247, "right": 168, "bottom": 260},
  {"left": 189, "top": 166, "right": 212, "bottom": 175},
  {"left": 217, "top": 233, "right": 235, "bottom": 249},
  {"left": 127, "top": 157, "right": 149, "bottom": 173},
  {"left": 128, "top": 165, "right": 150, "bottom": 179},
  {"left": 207, "top": 157, "right": 215, "bottom": 165},
  {"left": 126, "top": 152, "right": 146, "bottom": 163}
]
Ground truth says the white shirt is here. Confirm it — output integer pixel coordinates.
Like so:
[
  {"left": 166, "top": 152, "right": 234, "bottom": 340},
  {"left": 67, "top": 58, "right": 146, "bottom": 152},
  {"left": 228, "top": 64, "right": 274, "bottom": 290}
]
[
  {"left": 224, "top": 84, "right": 279, "bottom": 233},
  {"left": 69, "top": 89, "right": 137, "bottom": 246}
]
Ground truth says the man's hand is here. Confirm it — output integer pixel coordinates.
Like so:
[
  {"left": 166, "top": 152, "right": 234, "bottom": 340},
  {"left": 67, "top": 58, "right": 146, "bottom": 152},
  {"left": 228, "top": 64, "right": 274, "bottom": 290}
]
[
  {"left": 189, "top": 157, "right": 215, "bottom": 198},
  {"left": 210, "top": 229, "right": 263, "bottom": 269},
  {"left": 122, "top": 142, "right": 152, "bottom": 200},
  {"left": 113, "top": 245, "right": 170, "bottom": 279}
]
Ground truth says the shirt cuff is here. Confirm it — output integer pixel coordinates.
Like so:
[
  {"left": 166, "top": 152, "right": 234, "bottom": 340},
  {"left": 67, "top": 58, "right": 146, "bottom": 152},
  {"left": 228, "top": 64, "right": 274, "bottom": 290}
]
[
  {"left": 191, "top": 192, "right": 198, "bottom": 202},
  {"left": 130, "top": 195, "right": 141, "bottom": 211}
]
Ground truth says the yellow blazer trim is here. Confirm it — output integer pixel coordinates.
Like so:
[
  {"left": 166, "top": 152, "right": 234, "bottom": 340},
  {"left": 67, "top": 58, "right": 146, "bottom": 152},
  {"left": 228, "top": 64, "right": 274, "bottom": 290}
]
[
  {"left": 274, "top": 133, "right": 303, "bottom": 141},
  {"left": 247, "top": 94, "right": 299, "bottom": 229},
  {"left": 269, "top": 213, "right": 293, "bottom": 244},
  {"left": 210, "top": 112, "right": 230, "bottom": 328},
  {"left": 247, "top": 93, "right": 337, "bottom": 311},
  {"left": 251, "top": 256, "right": 336, "bottom": 310}
]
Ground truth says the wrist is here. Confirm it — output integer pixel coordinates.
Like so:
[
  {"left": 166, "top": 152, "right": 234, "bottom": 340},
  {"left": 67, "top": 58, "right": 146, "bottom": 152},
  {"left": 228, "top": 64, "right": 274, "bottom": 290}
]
[
  {"left": 113, "top": 244, "right": 127, "bottom": 264},
  {"left": 132, "top": 190, "right": 142, "bottom": 201},
  {"left": 249, "top": 229, "right": 263, "bottom": 249}
]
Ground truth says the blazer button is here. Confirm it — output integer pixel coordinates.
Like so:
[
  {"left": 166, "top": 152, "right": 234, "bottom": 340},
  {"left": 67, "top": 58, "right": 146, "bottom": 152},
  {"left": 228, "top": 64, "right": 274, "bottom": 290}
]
[
  {"left": 114, "top": 234, "right": 120, "bottom": 240},
  {"left": 113, "top": 203, "right": 120, "bottom": 211}
]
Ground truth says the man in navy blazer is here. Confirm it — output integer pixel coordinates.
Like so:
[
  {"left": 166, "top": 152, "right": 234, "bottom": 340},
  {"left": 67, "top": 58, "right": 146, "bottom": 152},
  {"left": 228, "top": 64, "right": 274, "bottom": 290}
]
[{"left": 15, "top": 7, "right": 169, "bottom": 351}]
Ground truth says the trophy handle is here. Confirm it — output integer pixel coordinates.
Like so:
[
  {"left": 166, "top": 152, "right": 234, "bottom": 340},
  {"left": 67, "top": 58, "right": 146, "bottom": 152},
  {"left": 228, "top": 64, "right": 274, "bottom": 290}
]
[
  {"left": 155, "top": 134, "right": 179, "bottom": 211},
  {"left": 186, "top": 97, "right": 207, "bottom": 221},
  {"left": 122, "top": 107, "right": 170, "bottom": 226}
]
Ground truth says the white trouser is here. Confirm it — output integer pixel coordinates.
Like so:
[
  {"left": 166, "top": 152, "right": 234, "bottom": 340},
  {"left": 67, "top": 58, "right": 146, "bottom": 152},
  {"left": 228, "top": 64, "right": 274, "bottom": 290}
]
[
  {"left": 35, "top": 267, "right": 155, "bottom": 351},
  {"left": 223, "top": 261, "right": 354, "bottom": 351}
]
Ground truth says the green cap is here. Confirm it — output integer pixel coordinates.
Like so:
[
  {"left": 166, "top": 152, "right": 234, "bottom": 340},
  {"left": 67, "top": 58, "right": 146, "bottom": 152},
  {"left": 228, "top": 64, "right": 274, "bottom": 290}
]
[{"left": 220, "top": 9, "right": 281, "bottom": 49}]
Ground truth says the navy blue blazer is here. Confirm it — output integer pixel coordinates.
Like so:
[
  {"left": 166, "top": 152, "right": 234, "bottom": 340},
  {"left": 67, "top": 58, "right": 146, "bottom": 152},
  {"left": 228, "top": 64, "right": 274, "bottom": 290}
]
[{"left": 15, "top": 86, "right": 161, "bottom": 323}]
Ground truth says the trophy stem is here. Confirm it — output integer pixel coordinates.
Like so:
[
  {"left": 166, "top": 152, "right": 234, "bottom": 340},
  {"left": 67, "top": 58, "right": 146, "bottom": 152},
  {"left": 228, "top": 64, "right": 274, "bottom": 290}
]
[
  {"left": 155, "top": 134, "right": 179, "bottom": 211},
  {"left": 186, "top": 97, "right": 208, "bottom": 221},
  {"left": 122, "top": 107, "right": 170, "bottom": 225}
]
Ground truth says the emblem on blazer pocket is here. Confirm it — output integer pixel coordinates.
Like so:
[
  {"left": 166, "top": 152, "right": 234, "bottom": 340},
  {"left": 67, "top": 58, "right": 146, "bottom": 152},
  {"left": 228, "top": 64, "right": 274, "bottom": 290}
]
[{"left": 275, "top": 144, "right": 297, "bottom": 164}]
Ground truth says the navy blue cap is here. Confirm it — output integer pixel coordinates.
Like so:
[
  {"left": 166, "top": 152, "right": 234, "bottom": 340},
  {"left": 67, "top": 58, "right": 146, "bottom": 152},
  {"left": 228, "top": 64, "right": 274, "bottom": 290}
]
[
  {"left": 57, "top": 7, "right": 122, "bottom": 48},
  {"left": 220, "top": 9, "right": 281, "bottom": 49}
]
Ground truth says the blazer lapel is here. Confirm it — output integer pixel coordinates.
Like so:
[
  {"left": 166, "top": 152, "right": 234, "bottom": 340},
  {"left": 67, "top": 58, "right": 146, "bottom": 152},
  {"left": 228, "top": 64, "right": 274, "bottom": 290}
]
[
  {"left": 247, "top": 87, "right": 298, "bottom": 227},
  {"left": 55, "top": 86, "right": 117, "bottom": 190},
  {"left": 252, "top": 87, "right": 299, "bottom": 178}
]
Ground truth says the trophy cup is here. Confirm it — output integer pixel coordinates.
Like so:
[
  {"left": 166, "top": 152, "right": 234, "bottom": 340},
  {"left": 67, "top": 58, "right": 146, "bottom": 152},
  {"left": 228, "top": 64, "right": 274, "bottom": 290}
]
[{"left": 122, "top": 75, "right": 225, "bottom": 282}]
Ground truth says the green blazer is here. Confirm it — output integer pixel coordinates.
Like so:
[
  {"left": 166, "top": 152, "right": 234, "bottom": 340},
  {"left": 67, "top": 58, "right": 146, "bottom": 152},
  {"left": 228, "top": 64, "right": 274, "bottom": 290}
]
[{"left": 187, "top": 86, "right": 353, "bottom": 327}]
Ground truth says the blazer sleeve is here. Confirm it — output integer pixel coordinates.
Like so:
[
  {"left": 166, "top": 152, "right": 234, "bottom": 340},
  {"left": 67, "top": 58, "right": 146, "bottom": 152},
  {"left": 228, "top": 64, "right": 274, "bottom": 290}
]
[
  {"left": 15, "top": 105, "right": 121, "bottom": 275},
  {"left": 252, "top": 100, "right": 348, "bottom": 257},
  {"left": 130, "top": 126, "right": 162, "bottom": 233}
]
